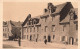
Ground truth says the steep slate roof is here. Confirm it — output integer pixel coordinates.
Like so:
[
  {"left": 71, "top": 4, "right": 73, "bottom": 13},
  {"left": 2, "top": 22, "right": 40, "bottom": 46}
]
[
  {"left": 41, "top": 2, "right": 67, "bottom": 18},
  {"left": 41, "top": 2, "right": 72, "bottom": 19},
  {"left": 74, "top": 8, "right": 78, "bottom": 16},
  {"left": 22, "top": 14, "right": 31, "bottom": 26},
  {"left": 53, "top": 2, "right": 67, "bottom": 14},
  {"left": 23, "top": 2, "right": 75, "bottom": 26},
  {"left": 59, "top": 13, "right": 70, "bottom": 23},
  {"left": 10, "top": 21, "right": 22, "bottom": 27},
  {"left": 60, "top": 8, "right": 78, "bottom": 23}
]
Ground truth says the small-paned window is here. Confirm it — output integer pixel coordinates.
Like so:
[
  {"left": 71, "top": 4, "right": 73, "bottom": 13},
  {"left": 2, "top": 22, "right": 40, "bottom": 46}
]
[
  {"left": 44, "top": 36, "right": 46, "bottom": 39},
  {"left": 45, "top": 18, "right": 47, "bottom": 22},
  {"left": 53, "top": 35, "right": 55, "bottom": 39},
  {"left": 63, "top": 25, "right": 66, "bottom": 31},
  {"left": 52, "top": 25, "right": 55, "bottom": 32},
  {"left": 45, "top": 26, "right": 47, "bottom": 32},
  {"left": 76, "top": 24, "right": 78, "bottom": 30},
  {"left": 62, "top": 36, "right": 65, "bottom": 41}
]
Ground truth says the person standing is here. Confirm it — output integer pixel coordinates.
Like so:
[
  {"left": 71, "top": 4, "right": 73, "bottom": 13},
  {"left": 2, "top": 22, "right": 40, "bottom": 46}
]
[
  {"left": 36, "top": 38, "right": 37, "bottom": 42},
  {"left": 44, "top": 39, "right": 47, "bottom": 44},
  {"left": 18, "top": 37, "right": 21, "bottom": 46}
]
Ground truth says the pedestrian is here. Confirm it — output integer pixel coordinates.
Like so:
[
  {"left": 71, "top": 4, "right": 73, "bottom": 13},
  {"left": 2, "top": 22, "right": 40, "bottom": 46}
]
[
  {"left": 18, "top": 37, "right": 21, "bottom": 46},
  {"left": 44, "top": 39, "right": 47, "bottom": 44},
  {"left": 36, "top": 38, "right": 37, "bottom": 42}
]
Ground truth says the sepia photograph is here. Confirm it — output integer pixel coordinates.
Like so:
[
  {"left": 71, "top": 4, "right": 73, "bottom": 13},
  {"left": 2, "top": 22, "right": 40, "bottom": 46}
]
[{"left": 3, "top": 1, "right": 78, "bottom": 49}]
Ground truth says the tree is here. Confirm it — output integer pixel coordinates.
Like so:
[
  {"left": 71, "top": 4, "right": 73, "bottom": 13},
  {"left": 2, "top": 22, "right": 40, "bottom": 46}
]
[{"left": 11, "top": 27, "right": 21, "bottom": 40}]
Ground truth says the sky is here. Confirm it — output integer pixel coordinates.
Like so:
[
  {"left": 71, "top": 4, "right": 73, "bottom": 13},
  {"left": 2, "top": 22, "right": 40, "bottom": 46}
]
[{"left": 3, "top": 2, "right": 78, "bottom": 22}]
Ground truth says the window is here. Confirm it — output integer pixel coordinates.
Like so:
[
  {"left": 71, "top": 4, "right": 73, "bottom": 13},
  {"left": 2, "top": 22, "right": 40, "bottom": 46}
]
[
  {"left": 63, "top": 25, "right": 66, "bottom": 31},
  {"left": 76, "top": 38, "right": 78, "bottom": 42},
  {"left": 34, "top": 20, "right": 37, "bottom": 24},
  {"left": 69, "top": 10, "right": 74, "bottom": 20},
  {"left": 37, "top": 34, "right": 39, "bottom": 39},
  {"left": 34, "top": 34, "right": 35, "bottom": 38},
  {"left": 45, "top": 26, "right": 47, "bottom": 32},
  {"left": 52, "top": 17, "right": 54, "bottom": 21},
  {"left": 30, "top": 21, "right": 32, "bottom": 25},
  {"left": 27, "top": 28, "right": 28, "bottom": 32},
  {"left": 29, "top": 21, "right": 31, "bottom": 25},
  {"left": 5, "top": 28, "right": 6, "bottom": 31},
  {"left": 76, "top": 24, "right": 78, "bottom": 30},
  {"left": 52, "top": 25, "right": 55, "bottom": 32},
  {"left": 26, "top": 28, "right": 27, "bottom": 32},
  {"left": 53, "top": 35, "right": 55, "bottom": 39},
  {"left": 34, "top": 27, "right": 35, "bottom": 32},
  {"left": 3, "top": 28, "right": 4, "bottom": 31},
  {"left": 44, "top": 36, "right": 46, "bottom": 39},
  {"left": 70, "top": 16, "right": 74, "bottom": 20},
  {"left": 45, "top": 18, "right": 47, "bottom": 22},
  {"left": 27, "top": 35, "right": 28, "bottom": 39},
  {"left": 62, "top": 36, "right": 65, "bottom": 41},
  {"left": 30, "top": 28, "right": 32, "bottom": 32},
  {"left": 8, "top": 28, "right": 9, "bottom": 32},
  {"left": 37, "top": 27, "right": 39, "bottom": 32},
  {"left": 44, "top": 9, "right": 48, "bottom": 13}
]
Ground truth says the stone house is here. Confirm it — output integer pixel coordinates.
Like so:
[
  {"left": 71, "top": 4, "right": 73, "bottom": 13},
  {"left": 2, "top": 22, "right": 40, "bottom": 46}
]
[
  {"left": 3, "top": 21, "right": 9, "bottom": 38},
  {"left": 3, "top": 20, "right": 22, "bottom": 38},
  {"left": 22, "top": 2, "right": 78, "bottom": 45}
]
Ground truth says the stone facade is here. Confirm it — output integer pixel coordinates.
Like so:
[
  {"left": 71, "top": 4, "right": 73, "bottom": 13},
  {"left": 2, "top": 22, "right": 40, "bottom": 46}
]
[{"left": 22, "top": 2, "right": 78, "bottom": 45}]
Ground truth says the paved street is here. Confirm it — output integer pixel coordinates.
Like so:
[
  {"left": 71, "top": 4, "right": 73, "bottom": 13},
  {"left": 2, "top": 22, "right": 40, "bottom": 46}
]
[
  {"left": 21, "top": 40, "right": 78, "bottom": 49},
  {"left": 3, "top": 39, "right": 78, "bottom": 49}
]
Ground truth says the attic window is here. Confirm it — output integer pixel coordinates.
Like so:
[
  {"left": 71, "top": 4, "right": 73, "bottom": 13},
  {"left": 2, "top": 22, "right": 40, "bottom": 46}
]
[
  {"left": 52, "top": 17, "right": 55, "bottom": 21},
  {"left": 53, "top": 35, "right": 55, "bottom": 39},
  {"left": 69, "top": 9, "right": 75, "bottom": 20}
]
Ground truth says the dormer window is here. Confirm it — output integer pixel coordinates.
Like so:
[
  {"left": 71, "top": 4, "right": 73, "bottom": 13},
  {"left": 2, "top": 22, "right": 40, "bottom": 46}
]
[
  {"left": 69, "top": 9, "right": 75, "bottom": 20},
  {"left": 34, "top": 20, "right": 36, "bottom": 24},
  {"left": 48, "top": 3, "right": 56, "bottom": 13}
]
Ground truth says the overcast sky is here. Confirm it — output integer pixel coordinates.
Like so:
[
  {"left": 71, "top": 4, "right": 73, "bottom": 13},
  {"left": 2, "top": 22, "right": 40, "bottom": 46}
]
[{"left": 3, "top": 2, "right": 78, "bottom": 22}]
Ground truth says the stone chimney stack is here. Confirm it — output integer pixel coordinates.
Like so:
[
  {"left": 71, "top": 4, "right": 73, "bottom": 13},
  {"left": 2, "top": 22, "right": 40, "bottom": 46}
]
[{"left": 47, "top": 3, "right": 56, "bottom": 14}]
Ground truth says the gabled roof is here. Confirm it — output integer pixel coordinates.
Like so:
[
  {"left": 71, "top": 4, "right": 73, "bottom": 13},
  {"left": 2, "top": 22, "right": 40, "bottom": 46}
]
[
  {"left": 59, "top": 13, "right": 70, "bottom": 23},
  {"left": 41, "top": 2, "right": 67, "bottom": 18},
  {"left": 53, "top": 2, "right": 67, "bottom": 14},
  {"left": 10, "top": 21, "right": 22, "bottom": 27},
  {"left": 22, "top": 2, "right": 74, "bottom": 26},
  {"left": 60, "top": 8, "right": 78, "bottom": 23},
  {"left": 22, "top": 14, "right": 31, "bottom": 26},
  {"left": 41, "top": 2, "right": 72, "bottom": 18}
]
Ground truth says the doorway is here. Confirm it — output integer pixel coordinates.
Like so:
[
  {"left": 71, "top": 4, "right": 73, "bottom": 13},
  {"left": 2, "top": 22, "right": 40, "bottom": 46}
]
[
  {"left": 69, "top": 37, "right": 74, "bottom": 45},
  {"left": 48, "top": 35, "right": 51, "bottom": 42},
  {"left": 30, "top": 35, "right": 32, "bottom": 41}
]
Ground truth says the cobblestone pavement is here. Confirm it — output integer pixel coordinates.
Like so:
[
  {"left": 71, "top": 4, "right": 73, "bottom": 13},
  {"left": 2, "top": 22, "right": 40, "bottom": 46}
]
[
  {"left": 21, "top": 40, "right": 78, "bottom": 49},
  {"left": 3, "top": 39, "right": 78, "bottom": 49}
]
